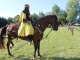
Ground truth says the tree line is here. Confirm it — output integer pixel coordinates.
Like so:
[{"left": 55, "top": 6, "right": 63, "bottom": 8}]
[{"left": 0, "top": 0, "right": 80, "bottom": 28}]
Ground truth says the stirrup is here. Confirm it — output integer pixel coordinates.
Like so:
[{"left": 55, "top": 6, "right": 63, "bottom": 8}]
[{"left": 26, "top": 38, "right": 32, "bottom": 42}]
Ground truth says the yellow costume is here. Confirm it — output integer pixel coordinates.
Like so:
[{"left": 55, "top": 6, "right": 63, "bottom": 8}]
[{"left": 18, "top": 12, "right": 34, "bottom": 37}]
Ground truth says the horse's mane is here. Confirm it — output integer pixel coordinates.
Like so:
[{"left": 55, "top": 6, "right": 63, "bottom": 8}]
[
  {"left": 36, "top": 15, "right": 52, "bottom": 22},
  {"left": 35, "top": 14, "right": 57, "bottom": 23}
]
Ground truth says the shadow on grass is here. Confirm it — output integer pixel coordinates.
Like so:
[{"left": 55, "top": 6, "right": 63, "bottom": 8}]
[
  {"left": 12, "top": 55, "right": 30, "bottom": 60},
  {"left": 1, "top": 54, "right": 80, "bottom": 60},
  {"left": 14, "top": 42, "right": 28, "bottom": 51},
  {"left": 11, "top": 55, "right": 80, "bottom": 60},
  {"left": 52, "top": 57, "right": 80, "bottom": 60},
  {"left": 38, "top": 57, "right": 80, "bottom": 60}
]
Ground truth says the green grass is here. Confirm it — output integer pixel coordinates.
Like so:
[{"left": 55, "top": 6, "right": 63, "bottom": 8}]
[{"left": 0, "top": 27, "right": 80, "bottom": 60}]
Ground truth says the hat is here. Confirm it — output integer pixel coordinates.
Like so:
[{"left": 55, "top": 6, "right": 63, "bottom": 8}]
[{"left": 24, "top": 4, "right": 30, "bottom": 7}]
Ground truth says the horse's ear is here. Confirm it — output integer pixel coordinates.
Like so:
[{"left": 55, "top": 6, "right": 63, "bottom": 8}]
[
  {"left": 52, "top": 14, "right": 55, "bottom": 16},
  {"left": 51, "top": 14, "right": 55, "bottom": 18}
]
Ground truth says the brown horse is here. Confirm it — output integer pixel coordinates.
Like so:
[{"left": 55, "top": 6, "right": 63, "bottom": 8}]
[{"left": 0, "top": 14, "right": 58, "bottom": 59}]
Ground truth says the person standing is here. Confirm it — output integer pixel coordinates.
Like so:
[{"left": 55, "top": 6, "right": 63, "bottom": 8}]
[
  {"left": 70, "top": 23, "right": 74, "bottom": 35},
  {"left": 68, "top": 22, "right": 70, "bottom": 30}
]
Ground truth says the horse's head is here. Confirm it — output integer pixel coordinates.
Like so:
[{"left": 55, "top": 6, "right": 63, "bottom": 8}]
[{"left": 49, "top": 14, "right": 58, "bottom": 31}]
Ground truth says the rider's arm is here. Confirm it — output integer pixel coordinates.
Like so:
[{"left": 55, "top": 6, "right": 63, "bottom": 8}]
[{"left": 22, "top": 13, "right": 28, "bottom": 22}]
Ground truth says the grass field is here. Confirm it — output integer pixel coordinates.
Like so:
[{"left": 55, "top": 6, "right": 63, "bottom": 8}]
[{"left": 0, "top": 27, "right": 80, "bottom": 60}]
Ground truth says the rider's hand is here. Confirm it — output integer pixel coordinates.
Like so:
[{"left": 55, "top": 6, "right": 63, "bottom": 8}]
[{"left": 28, "top": 21, "right": 31, "bottom": 24}]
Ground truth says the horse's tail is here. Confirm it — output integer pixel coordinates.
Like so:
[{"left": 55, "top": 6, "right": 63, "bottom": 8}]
[
  {"left": 0, "top": 36, "right": 5, "bottom": 49},
  {"left": 0, "top": 35, "right": 4, "bottom": 49},
  {"left": 0, "top": 25, "right": 8, "bottom": 49}
]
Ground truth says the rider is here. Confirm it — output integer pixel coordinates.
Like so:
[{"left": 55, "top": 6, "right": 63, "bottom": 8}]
[{"left": 18, "top": 4, "right": 34, "bottom": 42}]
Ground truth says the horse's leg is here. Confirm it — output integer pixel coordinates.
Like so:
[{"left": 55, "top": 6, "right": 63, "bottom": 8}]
[
  {"left": 10, "top": 41, "right": 14, "bottom": 49},
  {"left": 37, "top": 40, "right": 42, "bottom": 57},
  {"left": 33, "top": 40, "right": 38, "bottom": 59},
  {"left": 7, "top": 35, "right": 13, "bottom": 56}
]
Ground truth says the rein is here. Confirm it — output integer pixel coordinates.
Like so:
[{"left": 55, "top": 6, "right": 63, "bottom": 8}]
[
  {"left": 33, "top": 22, "right": 53, "bottom": 40},
  {"left": 42, "top": 28, "right": 52, "bottom": 40}
]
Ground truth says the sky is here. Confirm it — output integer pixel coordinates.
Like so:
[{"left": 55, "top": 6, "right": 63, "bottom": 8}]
[{"left": 0, "top": 0, "right": 68, "bottom": 18}]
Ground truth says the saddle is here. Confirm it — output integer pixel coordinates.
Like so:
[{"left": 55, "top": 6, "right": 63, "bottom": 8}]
[{"left": 6, "top": 23, "right": 20, "bottom": 32}]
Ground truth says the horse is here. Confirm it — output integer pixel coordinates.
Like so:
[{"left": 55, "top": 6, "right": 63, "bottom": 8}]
[
  {"left": 0, "top": 25, "right": 14, "bottom": 49},
  {"left": 0, "top": 14, "right": 58, "bottom": 59}
]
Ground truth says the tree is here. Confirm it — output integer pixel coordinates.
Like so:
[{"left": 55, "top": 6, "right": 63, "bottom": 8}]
[
  {"left": 31, "top": 13, "right": 39, "bottom": 22},
  {"left": 58, "top": 10, "right": 67, "bottom": 24},
  {"left": 76, "top": 18, "right": 80, "bottom": 24},
  {"left": 45, "top": 12, "right": 52, "bottom": 16},
  {"left": 52, "top": 4, "right": 67, "bottom": 25},
  {"left": 52, "top": 4, "right": 60, "bottom": 15},
  {"left": 66, "top": 0, "right": 80, "bottom": 23},
  {"left": 7, "top": 17, "right": 14, "bottom": 24},
  {"left": 38, "top": 12, "right": 45, "bottom": 19},
  {"left": 14, "top": 15, "right": 19, "bottom": 23},
  {"left": 0, "top": 17, "right": 8, "bottom": 28}
]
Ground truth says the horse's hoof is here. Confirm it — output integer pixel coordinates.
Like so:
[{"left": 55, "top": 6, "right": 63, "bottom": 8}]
[
  {"left": 33, "top": 57, "right": 36, "bottom": 60},
  {"left": 10, "top": 55, "right": 13, "bottom": 57},
  {"left": 9, "top": 54, "right": 13, "bottom": 57},
  {"left": 38, "top": 54, "right": 42, "bottom": 57}
]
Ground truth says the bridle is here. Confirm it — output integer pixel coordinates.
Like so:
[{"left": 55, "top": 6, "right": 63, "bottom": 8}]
[
  {"left": 42, "top": 16, "right": 55, "bottom": 40},
  {"left": 36, "top": 15, "right": 56, "bottom": 40}
]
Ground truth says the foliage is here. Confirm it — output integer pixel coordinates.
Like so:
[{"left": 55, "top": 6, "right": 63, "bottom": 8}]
[
  {"left": 66, "top": 0, "right": 80, "bottom": 23},
  {"left": 31, "top": 13, "right": 39, "bottom": 22},
  {"left": 52, "top": 4, "right": 67, "bottom": 25},
  {"left": 14, "top": 15, "right": 19, "bottom": 23},
  {"left": 52, "top": 4, "right": 60, "bottom": 15},
  {"left": 38, "top": 12, "right": 45, "bottom": 19},
  {"left": 76, "top": 18, "right": 80, "bottom": 23},
  {"left": 0, "top": 17, "right": 8, "bottom": 28},
  {"left": 7, "top": 17, "right": 14, "bottom": 24},
  {"left": 45, "top": 12, "right": 52, "bottom": 16}
]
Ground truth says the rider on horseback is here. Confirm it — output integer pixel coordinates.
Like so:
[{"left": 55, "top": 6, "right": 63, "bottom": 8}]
[{"left": 18, "top": 4, "right": 34, "bottom": 42}]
